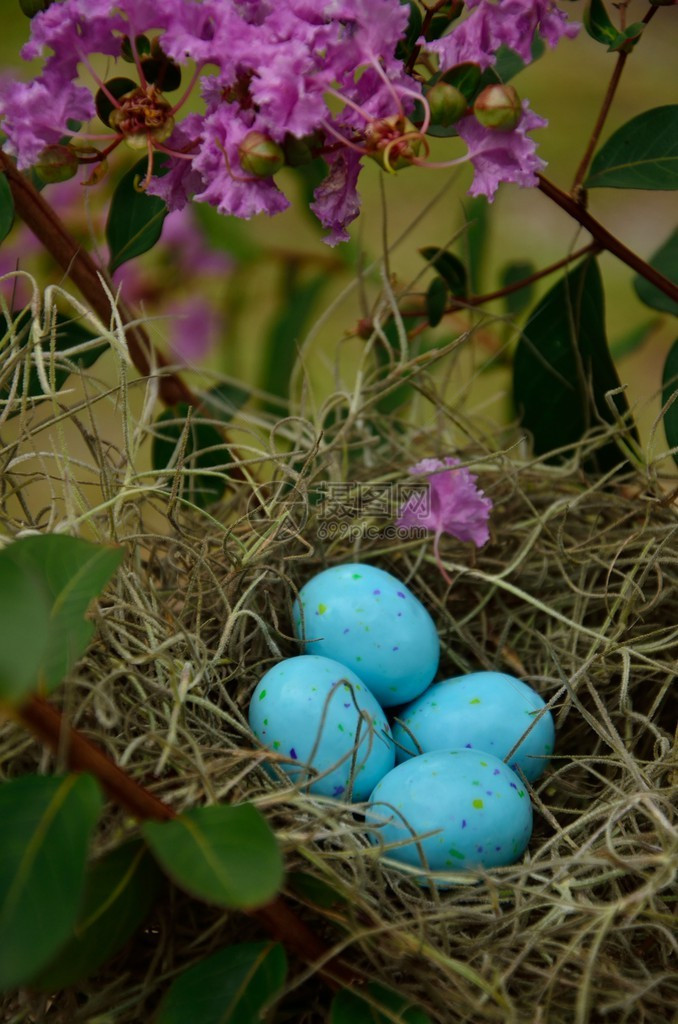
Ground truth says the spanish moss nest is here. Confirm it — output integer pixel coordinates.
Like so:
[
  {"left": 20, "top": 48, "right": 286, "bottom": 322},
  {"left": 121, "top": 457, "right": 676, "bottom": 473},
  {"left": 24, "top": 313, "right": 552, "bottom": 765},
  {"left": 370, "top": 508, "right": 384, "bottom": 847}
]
[{"left": 1, "top": 313, "right": 677, "bottom": 1024}]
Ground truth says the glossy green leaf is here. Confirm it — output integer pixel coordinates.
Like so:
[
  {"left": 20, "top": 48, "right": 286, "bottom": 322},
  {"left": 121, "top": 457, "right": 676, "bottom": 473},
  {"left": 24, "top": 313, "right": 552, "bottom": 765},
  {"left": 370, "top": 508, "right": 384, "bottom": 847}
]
[
  {"left": 425, "top": 277, "right": 448, "bottom": 327},
  {"left": 0, "top": 309, "right": 108, "bottom": 417},
  {"left": 395, "top": 1, "right": 423, "bottom": 59},
  {"left": 31, "top": 840, "right": 163, "bottom": 990},
  {"left": 440, "top": 62, "right": 481, "bottom": 101},
  {"left": 261, "top": 268, "right": 326, "bottom": 403},
  {"left": 661, "top": 337, "right": 678, "bottom": 466},
  {"left": 633, "top": 229, "right": 678, "bottom": 317},
  {"left": 331, "top": 982, "right": 433, "bottom": 1024},
  {"left": 0, "top": 535, "right": 123, "bottom": 702},
  {"left": 585, "top": 106, "right": 678, "bottom": 190},
  {"left": 500, "top": 260, "right": 536, "bottom": 317},
  {"left": 0, "top": 773, "right": 103, "bottom": 990},
  {"left": 478, "top": 38, "right": 545, "bottom": 92},
  {"left": 155, "top": 941, "right": 287, "bottom": 1024},
  {"left": 151, "top": 403, "right": 230, "bottom": 509},
  {"left": 607, "top": 21, "right": 645, "bottom": 53},
  {"left": 142, "top": 803, "right": 283, "bottom": 910},
  {"left": 513, "top": 257, "right": 637, "bottom": 471},
  {"left": 419, "top": 247, "right": 467, "bottom": 298},
  {"left": 0, "top": 172, "right": 14, "bottom": 243},
  {"left": 583, "top": 0, "right": 618, "bottom": 46},
  {"left": 107, "top": 154, "right": 168, "bottom": 272}
]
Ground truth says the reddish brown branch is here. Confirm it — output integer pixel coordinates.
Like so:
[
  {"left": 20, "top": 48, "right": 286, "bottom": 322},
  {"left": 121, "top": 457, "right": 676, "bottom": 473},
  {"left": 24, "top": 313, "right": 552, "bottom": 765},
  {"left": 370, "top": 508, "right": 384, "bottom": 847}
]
[
  {"left": 571, "top": 4, "right": 659, "bottom": 198},
  {"left": 537, "top": 174, "right": 678, "bottom": 304},
  {"left": 0, "top": 153, "right": 196, "bottom": 409},
  {"left": 18, "top": 695, "right": 356, "bottom": 988}
]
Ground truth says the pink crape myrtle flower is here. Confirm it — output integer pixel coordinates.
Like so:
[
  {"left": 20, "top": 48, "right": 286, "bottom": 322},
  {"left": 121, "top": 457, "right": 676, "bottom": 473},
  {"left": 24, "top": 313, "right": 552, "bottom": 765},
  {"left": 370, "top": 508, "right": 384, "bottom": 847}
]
[
  {"left": 456, "top": 100, "right": 547, "bottom": 201},
  {"left": 397, "top": 457, "right": 492, "bottom": 583}
]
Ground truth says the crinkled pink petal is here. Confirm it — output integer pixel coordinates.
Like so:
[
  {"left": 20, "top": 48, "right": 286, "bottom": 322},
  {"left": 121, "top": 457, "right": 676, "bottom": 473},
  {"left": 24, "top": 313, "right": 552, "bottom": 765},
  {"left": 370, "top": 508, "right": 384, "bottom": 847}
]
[
  {"left": 310, "top": 148, "right": 362, "bottom": 246},
  {"left": 397, "top": 456, "right": 492, "bottom": 548},
  {"left": 457, "top": 100, "right": 547, "bottom": 202}
]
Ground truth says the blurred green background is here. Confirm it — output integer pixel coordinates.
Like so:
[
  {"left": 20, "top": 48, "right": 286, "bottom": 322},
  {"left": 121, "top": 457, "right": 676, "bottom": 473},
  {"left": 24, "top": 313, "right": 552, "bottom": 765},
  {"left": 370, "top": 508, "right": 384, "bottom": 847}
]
[{"left": 1, "top": 0, "right": 676, "bottom": 454}]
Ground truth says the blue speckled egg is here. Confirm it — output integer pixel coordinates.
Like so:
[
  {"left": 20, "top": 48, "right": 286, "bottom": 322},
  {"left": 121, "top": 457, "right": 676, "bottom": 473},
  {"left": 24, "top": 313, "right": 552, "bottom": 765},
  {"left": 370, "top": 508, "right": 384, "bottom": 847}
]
[
  {"left": 366, "top": 748, "right": 533, "bottom": 877},
  {"left": 292, "top": 563, "right": 439, "bottom": 707},
  {"left": 248, "top": 655, "right": 394, "bottom": 800},
  {"left": 392, "top": 671, "right": 554, "bottom": 783}
]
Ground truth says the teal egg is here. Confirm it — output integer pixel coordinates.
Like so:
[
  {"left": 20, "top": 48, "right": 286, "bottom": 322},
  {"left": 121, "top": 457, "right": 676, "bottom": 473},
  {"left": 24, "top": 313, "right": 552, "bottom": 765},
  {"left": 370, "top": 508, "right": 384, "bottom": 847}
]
[
  {"left": 292, "top": 563, "right": 439, "bottom": 707},
  {"left": 367, "top": 748, "right": 533, "bottom": 879},
  {"left": 248, "top": 655, "right": 394, "bottom": 800},
  {"left": 392, "top": 671, "right": 554, "bottom": 783}
]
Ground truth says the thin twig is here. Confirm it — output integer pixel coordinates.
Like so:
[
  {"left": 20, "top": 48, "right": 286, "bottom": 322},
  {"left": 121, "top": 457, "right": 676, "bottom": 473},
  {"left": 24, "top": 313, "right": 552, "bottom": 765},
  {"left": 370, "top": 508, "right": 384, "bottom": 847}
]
[
  {"left": 0, "top": 153, "right": 196, "bottom": 409},
  {"left": 571, "top": 5, "right": 659, "bottom": 198},
  {"left": 537, "top": 174, "right": 678, "bottom": 303}
]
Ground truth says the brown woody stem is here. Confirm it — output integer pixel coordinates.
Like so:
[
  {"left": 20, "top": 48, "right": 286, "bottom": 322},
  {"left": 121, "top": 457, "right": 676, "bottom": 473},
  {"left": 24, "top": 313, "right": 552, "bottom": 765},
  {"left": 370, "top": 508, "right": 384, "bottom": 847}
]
[
  {"left": 0, "top": 152, "right": 196, "bottom": 409},
  {"left": 537, "top": 174, "right": 678, "bottom": 304},
  {"left": 17, "top": 695, "right": 355, "bottom": 988}
]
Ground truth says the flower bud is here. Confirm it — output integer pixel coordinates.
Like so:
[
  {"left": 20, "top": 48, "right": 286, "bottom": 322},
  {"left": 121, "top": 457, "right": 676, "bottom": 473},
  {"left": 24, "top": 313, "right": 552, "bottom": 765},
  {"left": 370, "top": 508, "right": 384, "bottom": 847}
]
[
  {"left": 426, "top": 82, "right": 467, "bottom": 127},
  {"left": 473, "top": 84, "right": 522, "bottom": 132},
  {"left": 238, "top": 132, "right": 285, "bottom": 177},
  {"left": 33, "top": 145, "right": 80, "bottom": 183}
]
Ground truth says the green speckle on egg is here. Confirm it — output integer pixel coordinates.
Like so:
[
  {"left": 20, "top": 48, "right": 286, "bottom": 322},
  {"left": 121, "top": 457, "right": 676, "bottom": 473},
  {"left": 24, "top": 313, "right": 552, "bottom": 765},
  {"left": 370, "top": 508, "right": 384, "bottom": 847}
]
[
  {"left": 469, "top": 698, "right": 481, "bottom": 704},
  {"left": 472, "top": 799, "right": 484, "bottom": 809},
  {"left": 317, "top": 603, "right": 327, "bottom": 615},
  {"left": 447, "top": 848, "right": 465, "bottom": 860},
  {"left": 258, "top": 689, "right": 267, "bottom": 701},
  {"left": 337, "top": 723, "right": 344, "bottom": 732},
  {"left": 273, "top": 741, "right": 280, "bottom": 750},
  {"left": 351, "top": 573, "right": 362, "bottom": 579}
]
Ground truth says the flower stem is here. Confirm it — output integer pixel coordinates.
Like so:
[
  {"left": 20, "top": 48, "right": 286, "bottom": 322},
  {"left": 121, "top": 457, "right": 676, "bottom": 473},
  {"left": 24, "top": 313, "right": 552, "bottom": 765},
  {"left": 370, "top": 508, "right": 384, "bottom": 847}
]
[
  {"left": 570, "top": 5, "right": 658, "bottom": 198},
  {"left": 537, "top": 173, "right": 678, "bottom": 304}
]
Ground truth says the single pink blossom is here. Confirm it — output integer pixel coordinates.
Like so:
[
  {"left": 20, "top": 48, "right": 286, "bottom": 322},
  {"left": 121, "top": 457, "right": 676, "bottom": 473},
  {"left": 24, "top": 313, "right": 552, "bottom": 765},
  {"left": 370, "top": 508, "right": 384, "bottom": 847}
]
[{"left": 397, "top": 457, "right": 492, "bottom": 582}]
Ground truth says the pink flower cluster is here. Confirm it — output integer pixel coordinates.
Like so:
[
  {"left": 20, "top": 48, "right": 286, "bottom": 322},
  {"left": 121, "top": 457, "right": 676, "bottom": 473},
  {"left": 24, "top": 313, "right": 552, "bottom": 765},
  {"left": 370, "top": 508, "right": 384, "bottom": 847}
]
[{"left": 0, "top": 0, "right": 579, "bottom": 243}]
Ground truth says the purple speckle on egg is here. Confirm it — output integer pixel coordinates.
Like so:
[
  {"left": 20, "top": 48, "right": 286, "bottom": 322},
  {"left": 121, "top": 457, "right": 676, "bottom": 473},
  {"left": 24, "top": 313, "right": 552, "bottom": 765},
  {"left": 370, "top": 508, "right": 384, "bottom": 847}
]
[
  {"left": 373, "top": 589, "right": 381, "bottom": 595},
  {"left": 396, "top": 591, "right": 406, "bottom": 599},
  {"left": 510, "top": 782, "right": 518, "bottom": 790},
  {"left": 392, "top": 646, "right": 399, "bottom": 652},
  {"left": 343, "top": 627, "right": 350, "bottom": 634},
  {"left": 461, "top": 819, "right": 467, "bottom": 829},
  {"left": 493, "top": 769, "right": 500, "bottom": 775},
  {"left": 332, "top": 785, "right": 345, "bottom": 796},
  {"left": 290, "top": 748, "right": 298, "bottom": 759},
  {"left": 465, "top": 743, "right": 473, "bottom": 749}
]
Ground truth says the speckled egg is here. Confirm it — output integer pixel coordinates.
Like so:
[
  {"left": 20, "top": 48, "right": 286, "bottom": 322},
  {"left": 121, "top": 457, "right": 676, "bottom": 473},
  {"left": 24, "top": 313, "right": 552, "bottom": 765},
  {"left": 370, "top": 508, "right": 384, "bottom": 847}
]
[
  {"left": 248, "top": 655, "right": 395, "bottom": 800},
  {"left": 292, "top": 563, "right": 439, "bottom": 707},
  {"left": 366, "top": 748, "right": 533, "bottom": 877},
  {"left": 391, "top": 671, "right": 554, "bottom": 783}
]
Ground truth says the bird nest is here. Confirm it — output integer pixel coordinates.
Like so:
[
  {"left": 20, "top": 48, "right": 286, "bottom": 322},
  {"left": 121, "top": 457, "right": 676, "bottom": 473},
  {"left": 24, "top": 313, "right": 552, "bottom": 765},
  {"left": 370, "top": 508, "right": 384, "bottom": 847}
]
[{"left": 1, "top": 300, "right": 676, "bottom": 1024}]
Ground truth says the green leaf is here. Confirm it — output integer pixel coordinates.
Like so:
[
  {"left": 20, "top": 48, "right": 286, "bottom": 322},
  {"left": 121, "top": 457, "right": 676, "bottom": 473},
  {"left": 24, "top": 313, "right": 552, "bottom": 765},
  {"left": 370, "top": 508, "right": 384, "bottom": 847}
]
[
  {"left": 499, "top": 260, "right": 536, "bottom": 317},
  {"left": 425, "top": 277, "right": 448, "bottom": 327},
  {"left": 583, "top": 0, "right": 619, "bottom": 46},
  {"left": 261, "top": 268, "right": 326, "bottom": 403},
  {"left": 440, "top": 62, "right": 481, "bottom": 101},
  {"left": 396, "top": 1, "right": 423, "bottom": 60},
  {"left": 331, "top": 982, "right": 433, "bottom": 1024},
  {"left": 0, "top": 172, "right": 14, "bottom": 243},
  {"left": 662, "top": 337, "right": 678, "bottom": 466},
  {"left": 107, "top": 154, "right": 169, "bottom": 272},
  {"left": 633, "top": 228, "right": 678, "bottom": 317},
  {"left": 478, "top": 38, "right": 546, "bottom": 92},
  {"left": 151, "top": 403, "right": 230, "bottom": 509},
  {"left": 459, "top": 196, "right": 489, "bottom": 294},
  {"left": 607, "top": 21, "right": 645, "bottom": 54},
  {"left": 155, "top": 941, "right": 287, "bottom": 1024},
  {"left": 0, "top": 773, "right": 103, "bottom": 990},
  {"left": 513, "top": 256, "right": 638, "bottom": 471},
  {"left": 142, "top": 803, "right": 283, "bottom": 910},
  {"left": 419, "top": 247, "right": 467, "bottom": 298},
  {"left": 31, "top": 840, "right": 163, "bottom": 990},
  {"left": 0, "top": 309, "right": 109, "bottom": 416},
  {"left": 585, "top": 106, "right": 678, "bottom": 190},
  {"left": 0, "top": 535, "right": 124, "bottom": 702}
]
